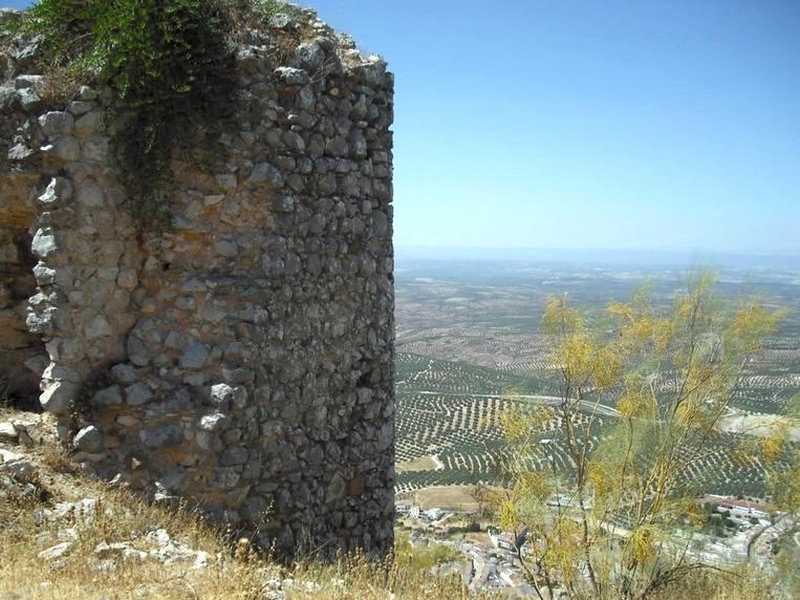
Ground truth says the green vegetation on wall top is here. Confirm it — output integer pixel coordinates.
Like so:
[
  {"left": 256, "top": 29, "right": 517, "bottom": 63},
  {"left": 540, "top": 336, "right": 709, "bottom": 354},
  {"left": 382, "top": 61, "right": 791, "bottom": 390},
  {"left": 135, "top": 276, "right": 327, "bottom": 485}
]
[{"left": 12, "top": 0, "right": 298, "bottom": 232}]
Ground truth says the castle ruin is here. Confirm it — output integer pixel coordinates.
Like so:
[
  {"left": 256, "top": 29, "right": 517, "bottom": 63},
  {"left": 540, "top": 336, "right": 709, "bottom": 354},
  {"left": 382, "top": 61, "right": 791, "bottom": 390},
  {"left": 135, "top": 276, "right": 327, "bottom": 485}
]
[{"left": 0, "top": 5, "right": 394, "bottom": 555}]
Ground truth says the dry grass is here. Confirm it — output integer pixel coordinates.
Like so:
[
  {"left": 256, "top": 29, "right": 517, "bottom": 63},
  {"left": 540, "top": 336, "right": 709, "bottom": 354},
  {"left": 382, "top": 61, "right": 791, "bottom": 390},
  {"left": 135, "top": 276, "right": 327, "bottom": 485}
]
[
  {"left": 285, "top": 538, "right": 486, "bottom": 600},
  {"left": 0, "top": 413, "right": 489, "bottom": 600},
  {"left": 34, "top": 65, "right": 87, "bottom": 106},
  {"left": 0, "top": 478, "right": 485, "bottom": 599},
  {"left": 0, "top": 476, "right": 272, "bottom": 599},
  {"left": 649, "top": 566, "right": 776, "bottom": 600}
]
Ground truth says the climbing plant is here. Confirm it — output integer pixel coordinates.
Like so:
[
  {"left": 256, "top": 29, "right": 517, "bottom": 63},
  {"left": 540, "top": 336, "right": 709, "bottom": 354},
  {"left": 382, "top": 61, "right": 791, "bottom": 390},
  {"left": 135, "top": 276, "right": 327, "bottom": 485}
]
[{"left": 14, "top": 0, "right": 296, "bottom": 231}]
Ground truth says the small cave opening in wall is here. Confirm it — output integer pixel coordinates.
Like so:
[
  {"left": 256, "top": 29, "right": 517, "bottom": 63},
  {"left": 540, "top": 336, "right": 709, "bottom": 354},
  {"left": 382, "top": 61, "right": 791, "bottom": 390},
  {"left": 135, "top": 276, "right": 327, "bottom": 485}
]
[{"left": 0, "top": 228, "right": 46, "bottom": 412}]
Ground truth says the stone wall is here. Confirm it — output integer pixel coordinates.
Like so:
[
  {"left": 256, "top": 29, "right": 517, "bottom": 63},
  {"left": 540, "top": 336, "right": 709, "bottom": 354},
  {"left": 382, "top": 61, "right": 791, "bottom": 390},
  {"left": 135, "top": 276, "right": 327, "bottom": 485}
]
[{"left": 0, "top": 8, "right": 394, "bottom": 556}]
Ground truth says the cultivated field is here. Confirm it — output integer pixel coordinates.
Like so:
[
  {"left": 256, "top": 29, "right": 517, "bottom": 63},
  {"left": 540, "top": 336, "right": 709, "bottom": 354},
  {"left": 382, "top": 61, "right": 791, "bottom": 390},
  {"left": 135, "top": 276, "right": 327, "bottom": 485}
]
[{"left": 394, "top": 258, "right": 800, "bottom": 499}]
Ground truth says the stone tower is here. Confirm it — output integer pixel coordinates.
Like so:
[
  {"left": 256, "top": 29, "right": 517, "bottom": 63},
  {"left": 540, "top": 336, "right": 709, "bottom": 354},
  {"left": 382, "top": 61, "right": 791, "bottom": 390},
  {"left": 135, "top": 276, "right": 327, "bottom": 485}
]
[{"left": 0, "top": 5, "right": 394, "bottom": 555}]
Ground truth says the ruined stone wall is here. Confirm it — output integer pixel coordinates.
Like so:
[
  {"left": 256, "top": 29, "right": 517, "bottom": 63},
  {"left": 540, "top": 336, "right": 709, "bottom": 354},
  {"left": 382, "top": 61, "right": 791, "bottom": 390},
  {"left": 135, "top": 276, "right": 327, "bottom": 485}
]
[{"left": 0, "top": 8, "right": 394, "bottom": 555}]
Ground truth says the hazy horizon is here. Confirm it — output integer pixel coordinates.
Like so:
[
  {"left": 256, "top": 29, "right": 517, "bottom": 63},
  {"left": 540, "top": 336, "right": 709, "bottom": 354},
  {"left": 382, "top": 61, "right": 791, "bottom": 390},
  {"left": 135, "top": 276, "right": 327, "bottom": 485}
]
[{"left": 395, "top": 244, "right": 800, "bottom": 270}]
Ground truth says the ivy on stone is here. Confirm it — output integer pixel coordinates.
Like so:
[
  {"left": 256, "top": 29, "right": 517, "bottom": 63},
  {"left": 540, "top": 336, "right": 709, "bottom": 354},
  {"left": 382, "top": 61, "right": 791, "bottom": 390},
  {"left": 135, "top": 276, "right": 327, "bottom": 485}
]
[{"left": 16, "top": 0, "right": 241, "bottom": 231}]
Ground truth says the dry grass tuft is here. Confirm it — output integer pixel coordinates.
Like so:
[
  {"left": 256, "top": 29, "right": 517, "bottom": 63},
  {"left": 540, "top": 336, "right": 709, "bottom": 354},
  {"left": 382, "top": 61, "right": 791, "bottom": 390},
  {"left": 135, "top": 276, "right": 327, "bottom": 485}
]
[
  {"left": 282, "top": 534, "right": 491, "bottom": 599},
  {"left": 649, "top": 566, "right": 775, "bottom": 600},
  {"left": 34, "top": 66, "right": 87, "bottom": 106}
]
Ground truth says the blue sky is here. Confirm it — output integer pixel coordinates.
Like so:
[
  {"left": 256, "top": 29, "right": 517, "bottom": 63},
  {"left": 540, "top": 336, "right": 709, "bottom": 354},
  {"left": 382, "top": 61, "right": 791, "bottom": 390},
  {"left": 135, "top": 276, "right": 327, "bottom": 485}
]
[{"left": 5, "top": 1, "right": 800, "bottom": 257}]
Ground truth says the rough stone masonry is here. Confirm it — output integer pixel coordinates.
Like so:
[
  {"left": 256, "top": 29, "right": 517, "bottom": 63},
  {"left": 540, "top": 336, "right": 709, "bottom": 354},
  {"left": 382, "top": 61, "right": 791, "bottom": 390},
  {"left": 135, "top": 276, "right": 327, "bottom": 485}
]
[{"left": 0, "top": 7, "right": 394, "bottom": 555}]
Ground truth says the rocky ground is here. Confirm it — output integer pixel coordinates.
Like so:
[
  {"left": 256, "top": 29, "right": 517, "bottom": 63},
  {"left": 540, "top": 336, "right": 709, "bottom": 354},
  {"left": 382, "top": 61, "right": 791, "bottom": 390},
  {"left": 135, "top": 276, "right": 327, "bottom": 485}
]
[
  {"left": 0, "top": 406, "right": 272, "bottom": 598},
  {"left": 0, "top": 405, "right": 490, "bottom": 600}
]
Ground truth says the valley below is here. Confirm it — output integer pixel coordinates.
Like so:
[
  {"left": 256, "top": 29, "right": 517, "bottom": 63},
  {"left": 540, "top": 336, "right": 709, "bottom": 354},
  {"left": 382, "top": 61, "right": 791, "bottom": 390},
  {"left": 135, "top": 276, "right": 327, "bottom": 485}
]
[{"left": 392, "top": 256, "right": 800, "bottom": 595}]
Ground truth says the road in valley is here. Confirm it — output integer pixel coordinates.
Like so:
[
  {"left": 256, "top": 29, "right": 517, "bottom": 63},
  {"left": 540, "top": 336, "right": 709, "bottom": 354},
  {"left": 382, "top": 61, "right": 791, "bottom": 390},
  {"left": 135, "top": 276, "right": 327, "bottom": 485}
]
[{"left": 403, "top": 389, "right": 621, "bottom": 418}]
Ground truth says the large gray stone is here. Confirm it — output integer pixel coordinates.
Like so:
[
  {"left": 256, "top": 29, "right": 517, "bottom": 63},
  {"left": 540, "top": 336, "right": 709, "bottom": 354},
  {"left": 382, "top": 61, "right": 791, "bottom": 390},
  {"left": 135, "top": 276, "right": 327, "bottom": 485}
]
[
  {"left": 75, "top": 179, "right": 105, "bottom": 207},
  {"left": 38, "top": 177, "right": 73, "bottom": 205},
  {"left": 291, "top": 43, "right": 324, "bottom": 71},
  {"left": 14, "top": 75, "right": 43, "bottom": 90},
  {"left": 16, "top": 87, "right": 41, "bottom": 111},
  {"left": 326, "top": 472, "right": 346, "bottom": 503},
  {"left": 84, "top": 316, "right": 112, "bottom": 338},
  {"left": 199, "top": 413, "right": 227, "bottom": 431},
  {"left": 213, "top": 466, "right": 241, "bottom": 489},
  {"left": 91, "top": 385, "right": 123, "bottom": 406},
  {"left": 125, "top": 382, "right": 153, "bottom": 406},
  {"left": 38, "top": 111, "right": 74, "bottom": 137},
  {"left": 248, "top": 162, "right": 283, "bottom": 187},
  {"left": 0, "top": 86, "right": 15, "bottom": 110},
  {"left": 111, "top": 364, "right": 137, "bottom": 384},
  {"left": 219, "top": 446, "right": 249, "bottom": 466},
  {"left": 31, "top": 228, "right": 58, "bottom": 259},
  {"left": 73, "top": 110, "right": 104, "bottom": 135},
  {"left": 180, "top": 342, "right": 209, "bottom": 370},
  {"left": 141, "top": 425, "right": 182, "bottom": 447},
  {"left": 32, "top": 262, "right": 56, "bottom": 286},
  {"left": 274, "top": 66, "right": 309, "bottom": 85},
  {"left": 73, "top": 425, "right": 103, "bottom": 452},
  {"left": 126, "top": 335, "right": 150, "bottom": 367},
  {"left": 210, "top": 383, "right": 248, "bottom": 410},
  {"left": 49, "top": 137, "right": 80, "bottom": 161},
  {"left": 37, "top": 542, "right": 73, "bottom": 561},
  {"left": 39, "top": 380, "right": 79, "bottom": 415},
  {"left": 42, "top": 363, "right": 81, "bottom": 383}
]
